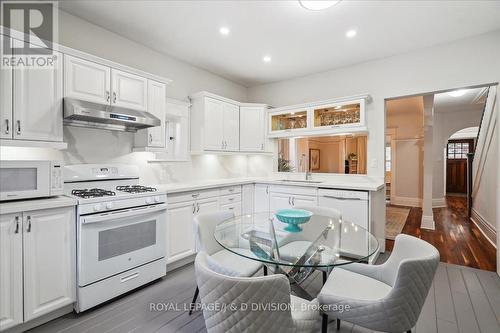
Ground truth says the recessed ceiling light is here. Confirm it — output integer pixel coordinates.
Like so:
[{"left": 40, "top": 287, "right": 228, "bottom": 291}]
[
  {"left": 346, "top": 29, "right": 357, "bottom": 38},
  {"left": 299, "top": 0, "right": 342, "bottom": 11},
  {"left": 219, "top": 27, "right": 230, "bottom": 36},
  {"left": 448, "top": 89, "right": 467, "bottom": 97},
  {"left": 263, "top": 55, "right": 272, "bottom": 63}
]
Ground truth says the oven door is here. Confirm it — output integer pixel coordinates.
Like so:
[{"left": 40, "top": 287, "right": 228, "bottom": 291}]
[
  {"left": 0, "top": 161, "right": 50, "bottom": 201},
  {"left": 78, "top": 203, "right": 167, "bottom": 286}
]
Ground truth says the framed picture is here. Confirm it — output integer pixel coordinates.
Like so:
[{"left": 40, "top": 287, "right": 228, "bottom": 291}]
[{"left": 309, "top": 148, "right": 320, "bottom": 171}]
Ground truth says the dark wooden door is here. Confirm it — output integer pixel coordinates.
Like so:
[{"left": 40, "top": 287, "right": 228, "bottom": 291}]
[{"left": 446, "top": 139, "right": 474, "bottom": 194}]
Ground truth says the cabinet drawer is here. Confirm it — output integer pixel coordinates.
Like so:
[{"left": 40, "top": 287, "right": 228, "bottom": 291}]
[
  {"left": 168, "top": 189, "right": 219, "bottom": 204},
  {"left": 220, "top": 202, "right": 241, "bottom": 216},
  {"left": 219, "top": 186, "right": 241, "bottom": 196},
  {"left": 219, "top": 194, "right": 241, "bottom": 205}
]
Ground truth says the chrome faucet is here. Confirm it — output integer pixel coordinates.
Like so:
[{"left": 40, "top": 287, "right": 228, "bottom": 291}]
[{"left": 304, "top": 154, "right": 312, "bottom": 181}]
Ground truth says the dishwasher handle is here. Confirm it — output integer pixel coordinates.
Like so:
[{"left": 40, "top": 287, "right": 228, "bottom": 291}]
[{"left": 82, "top": 203, "right": 167, "bottom": 224}]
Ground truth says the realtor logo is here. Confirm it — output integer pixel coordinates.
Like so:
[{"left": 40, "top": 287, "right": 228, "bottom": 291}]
[{"left": 1, "top": 1, "right": 58, "bottom": 68}]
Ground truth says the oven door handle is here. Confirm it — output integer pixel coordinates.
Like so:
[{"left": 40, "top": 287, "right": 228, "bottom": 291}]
[{"left": 82, "top": 203, "right": 168, "bottom": 224}]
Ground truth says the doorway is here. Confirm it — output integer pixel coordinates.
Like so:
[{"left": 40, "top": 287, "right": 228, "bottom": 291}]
[{"left": 445, "top": 139, "right": 474, "bottom": 195}]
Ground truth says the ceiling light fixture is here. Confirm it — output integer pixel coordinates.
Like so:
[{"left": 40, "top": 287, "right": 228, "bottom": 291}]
[
  {"left": 219, "top": 27, "right": 230, "bottom": 36},
  {"left": 263, "top": 55, "right": 272, "bottom": 63},
  {"left": 299, "top": 0, "right": 342, "bottom": 11},
  {"left": 345, "top": 29, "right": 357, "bottom": 38},
  {"left": 448, "top": 89, "right": 467, "bottom": 97}
]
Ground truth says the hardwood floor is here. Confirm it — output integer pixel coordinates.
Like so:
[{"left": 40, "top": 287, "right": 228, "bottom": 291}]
[{"left": 386, "top": 196, "right": 497, "bottom": 272}]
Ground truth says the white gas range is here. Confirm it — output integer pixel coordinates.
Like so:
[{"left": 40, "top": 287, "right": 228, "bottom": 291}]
[{"left": 64, "top": 164, "right": 167, "bottom": 312}]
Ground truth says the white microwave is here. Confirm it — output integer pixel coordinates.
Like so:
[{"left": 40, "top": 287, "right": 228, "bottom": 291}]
[{"left": 0, "top": 160, "right": 63, "bottom": 201}]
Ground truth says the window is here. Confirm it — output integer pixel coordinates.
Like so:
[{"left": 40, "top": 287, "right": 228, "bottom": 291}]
[
  {"left": 385, "top": 146, "right": 391, "bottom": 171},
  {"left": 447, "top": 141, "right": 470, "bottom": 159}
]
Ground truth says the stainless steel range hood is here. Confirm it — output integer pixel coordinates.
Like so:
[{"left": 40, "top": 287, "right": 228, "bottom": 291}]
[{"left": 63, "top": 98, "right": 160, "bottom": 132}]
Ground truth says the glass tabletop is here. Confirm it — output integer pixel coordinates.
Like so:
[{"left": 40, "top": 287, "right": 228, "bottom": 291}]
[{"left": 214, "top": 211, "right": 379, "bottom": 269}]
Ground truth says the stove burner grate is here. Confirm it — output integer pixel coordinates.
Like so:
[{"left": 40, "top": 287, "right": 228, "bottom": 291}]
[
  {"left": 72, "top": 188, "right": 116, "bottom": 198},
  {"left": 116, "top": 185, "right": 157, "bottom": 193}
]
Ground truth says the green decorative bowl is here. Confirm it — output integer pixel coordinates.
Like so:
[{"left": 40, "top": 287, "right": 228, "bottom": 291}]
[{"left": 275, "top": 209, "right": 313, "bottom": 232}]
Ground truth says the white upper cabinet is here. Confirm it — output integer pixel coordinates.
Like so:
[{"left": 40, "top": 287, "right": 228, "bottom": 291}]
[
  {"left": 134, "top": 80, "right": 166, "bottom": 148},
  {"left": 190, "top": 92, "right": 241, "bottom": 153},
  {"left": 22, "top": 207, "right": 75, "bottom": 321},
  {"left": 0, "top": 213, "right": 23, "bottom": 331},
  {"left": 111, "top": 69, "right": 148, "bottom": 110},
  {"left": 147, "top": 80, "right": 166, "bottom": 147},
  {"left": 64, "top": 55, "right": 111, "bottom": 104},
  {"left": 222, "top": 102, "right": 239, "bottom": 151},
  {"left": 13, "top": 48, "right": 63, "bottom": 142},
  {"left": 240, "top": 105, "right": 266, "bottom": 152},
  {"left": 203, "top": 97, "right": 224, "bottom": 150},
  {"left": 65, "top": 56, "right": 149, "bottom": 111},
  {"left": 0, "top": 58, "right": 13, "bottom": 140}
]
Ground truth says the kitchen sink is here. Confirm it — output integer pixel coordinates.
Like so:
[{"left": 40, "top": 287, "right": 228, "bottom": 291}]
[{"left": 279, "top": 179, "right": 324, "bottom": 184}]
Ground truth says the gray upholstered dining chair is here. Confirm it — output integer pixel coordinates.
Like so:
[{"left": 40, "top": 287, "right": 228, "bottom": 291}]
[
  {"left": 278, "top": 205, "right": 342, "bottom": 284},
  {"left": 318, "top": 234, "right": 440, "bottom": 333},
  {"left": 189, "top": 210, "right": 265, "bottom": 315},
  {"left": 194, "top": 251, "right": 320, "bottom": 333}
]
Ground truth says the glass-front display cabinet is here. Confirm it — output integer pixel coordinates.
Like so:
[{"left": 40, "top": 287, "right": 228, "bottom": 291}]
[
  {"left": 268, "top": 96, "right": 367, "bottom": 137},
  {"left": 270, "top": 110, "right": 308, "bottom": 132},
  {"left": 313, "top": 102, "right": 363, "bottom": 128}
]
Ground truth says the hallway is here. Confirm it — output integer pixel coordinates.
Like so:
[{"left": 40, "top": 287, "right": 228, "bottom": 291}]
[{"left": 386, "top": 196, "right": 497, "bottom": 271}]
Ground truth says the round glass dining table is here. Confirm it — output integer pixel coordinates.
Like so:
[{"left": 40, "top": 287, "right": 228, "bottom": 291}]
[{"left": 214, "top": 211, "right": 379, "bottom": 297}]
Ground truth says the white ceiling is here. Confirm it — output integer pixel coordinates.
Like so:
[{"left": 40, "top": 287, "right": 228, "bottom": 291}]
[
  {"left": 434, "top": 87, "right": 489, "bottom": 113},
  {"left": 59, "top": 0, "right": 500, "bottom": 87}
]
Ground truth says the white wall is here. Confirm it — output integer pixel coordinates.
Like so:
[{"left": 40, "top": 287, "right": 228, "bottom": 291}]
[{"left": 248, "top": 30, "right": 500, "bottom": 180}]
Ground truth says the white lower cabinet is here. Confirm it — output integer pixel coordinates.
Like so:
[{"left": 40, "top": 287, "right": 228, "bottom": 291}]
[
  {"left": 22, "top": 208, "right": 75, "bottom": 321},
  {"left": 166, "top": 201, "right": 196, "bottom": 263},
  {"left": 269, "top": 186, "right": 318, "bottom": 211},
  {"left": 0, "top": 206, "right": 75, "bottom": 331},
  {"left": 0, "top": 214, "right": 23, "bottom": 331},
  {"left": 241, "top": 184, "right": 254, "bottom": 214},
  {"left": 254, "top": 184, "right": 270, "bottom": 213}
]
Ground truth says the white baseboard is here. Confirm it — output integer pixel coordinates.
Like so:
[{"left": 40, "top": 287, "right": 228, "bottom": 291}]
[
  {"left": 471, "top": 209, "right": 497, "bottom": 248},
  {"left": 421, "top": 215, "right": 435, "bottom": 230},
  {"left": 390, "top": 195, "right": 422, "bottom": 207},
  {"left": 432, "top": 197, "right": 447, "bottom": 208}
]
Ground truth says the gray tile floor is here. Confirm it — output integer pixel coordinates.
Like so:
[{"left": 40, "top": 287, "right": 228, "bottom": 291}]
[{"left": 29, "top": 261, "right": 500, "bottom": 333}]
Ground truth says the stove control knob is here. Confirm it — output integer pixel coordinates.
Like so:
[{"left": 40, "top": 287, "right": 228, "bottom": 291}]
[
  {"left": 93, "top": 204, "right": 102, "bottom": 212},
  {"left": 154, "top": 196, "right": 161, "bottom": 203},
  {"left": 106, "top": 202, "right": 114, "bottom": 210},
  {"left": 145, "top": 197, "right": 153, "bottom": 204}
]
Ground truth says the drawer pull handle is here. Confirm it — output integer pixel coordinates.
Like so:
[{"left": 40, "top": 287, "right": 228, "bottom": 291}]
[
  {"left": 120, "top": 272, "right": 139, "bottom": 283},
  {"left": 26, "top": 216, "right": 32, "bottom": 232}
]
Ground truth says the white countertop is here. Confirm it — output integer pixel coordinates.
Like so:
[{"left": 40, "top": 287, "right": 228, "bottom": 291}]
[
  {"left": 0, "top": 196, "right": 77, "bottom": 215},
  {"left": 154, "top": 176, "right": 384, "bottom": 194}
]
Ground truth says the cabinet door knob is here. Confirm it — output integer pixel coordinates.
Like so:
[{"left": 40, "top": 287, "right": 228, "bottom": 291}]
[
  {"left": 113, "top": 91, "right": 117, "bottom": 103},
  {"left": 149, "top": 133, "right": 153, "bottom": 143},
  {"left": 4, "top": 119, "right": 9, "bottom": 134},
  {"left": 196, "top": 202, "right": 200, "bottom": 213},
  {"left": 106, "top": 91, "right": 110, "bottom": 102},
  {"left": 192, "top": 203, "right": 196, "bottom": 214},
  {"left": 16, "top": 120, "right": 21, "bottom": 135}
]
